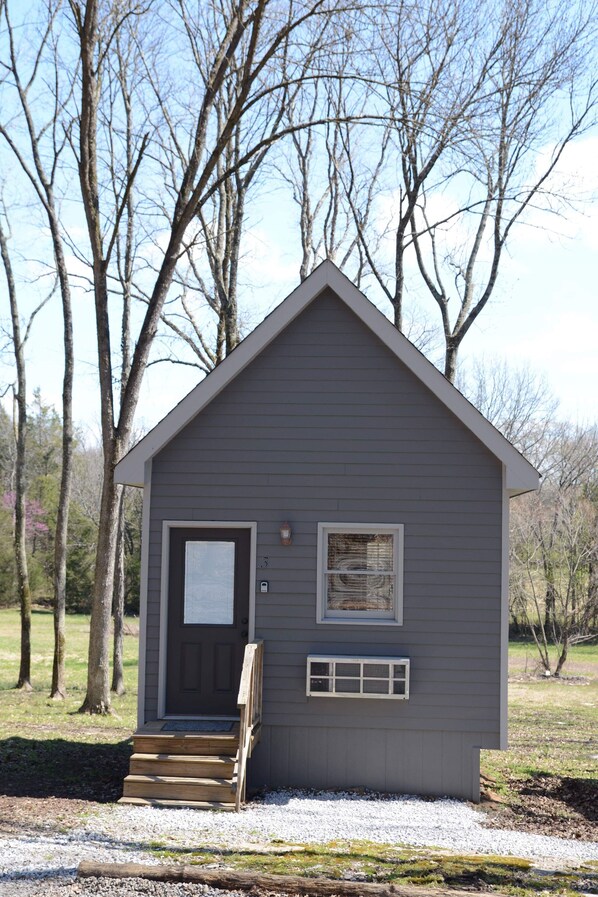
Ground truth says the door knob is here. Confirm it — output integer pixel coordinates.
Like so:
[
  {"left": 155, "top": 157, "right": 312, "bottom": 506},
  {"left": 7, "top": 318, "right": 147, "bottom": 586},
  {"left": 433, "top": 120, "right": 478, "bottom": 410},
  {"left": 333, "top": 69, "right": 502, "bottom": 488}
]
[{"left": 241, "top": 630, "right": 248, "bottom": 638}]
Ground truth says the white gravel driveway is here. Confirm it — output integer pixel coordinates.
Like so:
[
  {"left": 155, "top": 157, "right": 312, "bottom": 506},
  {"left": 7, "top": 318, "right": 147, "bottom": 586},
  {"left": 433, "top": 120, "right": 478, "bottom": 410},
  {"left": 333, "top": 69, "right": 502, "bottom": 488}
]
[{"left": 1, "top": 790, "right": 597, "bottom": 888}]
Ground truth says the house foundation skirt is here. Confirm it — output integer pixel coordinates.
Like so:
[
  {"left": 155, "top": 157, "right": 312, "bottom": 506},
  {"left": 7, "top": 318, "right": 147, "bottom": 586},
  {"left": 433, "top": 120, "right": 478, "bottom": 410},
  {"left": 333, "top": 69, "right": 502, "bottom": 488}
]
[{"left": 249, "top": 724, "right": 484, "bottom": 802}]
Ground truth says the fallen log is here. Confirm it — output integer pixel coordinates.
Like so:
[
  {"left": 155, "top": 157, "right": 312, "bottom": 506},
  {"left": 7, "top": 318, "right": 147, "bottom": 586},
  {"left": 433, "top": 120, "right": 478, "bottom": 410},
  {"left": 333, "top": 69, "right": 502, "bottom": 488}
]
[{"left": 77, "top": 861, "right": 500, "bottom": 897}]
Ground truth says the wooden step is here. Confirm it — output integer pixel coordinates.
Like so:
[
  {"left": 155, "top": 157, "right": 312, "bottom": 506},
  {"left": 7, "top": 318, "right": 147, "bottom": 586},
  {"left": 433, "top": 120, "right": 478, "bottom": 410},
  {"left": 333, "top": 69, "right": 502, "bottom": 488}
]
[
  {"left": 133, "top": 734, "right": 238, "bottom": 756},
  {"left": 129, "top": 753, "right": 235, "bottom": 778},
  {"left": 123, "top": 773, "right": 235, "bottom": 803},
  {"left": 118, "top": 796, "right": 236, "bottom": 811}
]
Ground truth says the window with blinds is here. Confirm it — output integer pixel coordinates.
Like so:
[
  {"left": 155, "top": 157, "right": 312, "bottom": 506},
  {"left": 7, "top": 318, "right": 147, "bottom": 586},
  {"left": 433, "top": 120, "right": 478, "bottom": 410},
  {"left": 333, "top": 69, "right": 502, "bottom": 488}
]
[
  {"left": 316, "top": 524, "right": 404, "bottom": 624},
  {"left": 307, "top": 655, "right": 410, "bottom": 699}
]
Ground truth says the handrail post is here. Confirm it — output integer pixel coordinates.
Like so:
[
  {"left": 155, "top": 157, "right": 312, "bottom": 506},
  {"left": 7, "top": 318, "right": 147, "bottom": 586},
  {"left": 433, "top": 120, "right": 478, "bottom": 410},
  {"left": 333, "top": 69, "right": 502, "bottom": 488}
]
[{"left": 233, "top": 640, "right": 263, "bottom": 811}]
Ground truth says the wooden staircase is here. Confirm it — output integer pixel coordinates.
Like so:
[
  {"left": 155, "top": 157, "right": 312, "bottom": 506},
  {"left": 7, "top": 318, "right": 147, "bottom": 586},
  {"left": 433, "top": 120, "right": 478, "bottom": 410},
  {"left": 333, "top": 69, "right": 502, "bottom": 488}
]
[
  {"left": 120, "top": 638, "right": 264, "bottom": 811},
  {"left": 119, "top": 725, "right": 240, "bottom": 811}
]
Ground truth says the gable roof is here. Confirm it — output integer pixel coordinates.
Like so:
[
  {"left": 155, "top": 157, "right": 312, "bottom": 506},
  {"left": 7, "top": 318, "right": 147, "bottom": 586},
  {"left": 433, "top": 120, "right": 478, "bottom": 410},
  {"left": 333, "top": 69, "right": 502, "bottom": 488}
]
[{"left": 115, "top": 260, "right": 539, "bottom": 495}]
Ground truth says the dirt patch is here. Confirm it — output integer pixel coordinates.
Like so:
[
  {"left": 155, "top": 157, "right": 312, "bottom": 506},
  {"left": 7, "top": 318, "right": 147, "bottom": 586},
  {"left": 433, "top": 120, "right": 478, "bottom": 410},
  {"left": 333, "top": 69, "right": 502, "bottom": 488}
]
[
  {"left": 482, "top": 774, "right": 598, "bottom": 842},
  {"left": 0, "top": 794, "right": 95, "bottom": 835},
  {"left": 509, "top": 675, "right": 591, "bottom": 685}
]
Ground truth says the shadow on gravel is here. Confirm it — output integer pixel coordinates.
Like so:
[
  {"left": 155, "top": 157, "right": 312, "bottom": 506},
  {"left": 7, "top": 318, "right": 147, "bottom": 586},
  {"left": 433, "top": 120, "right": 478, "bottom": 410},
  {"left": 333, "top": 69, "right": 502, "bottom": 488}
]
[{"left": 0, "top": 736, "right": 132, "bottom": 802}]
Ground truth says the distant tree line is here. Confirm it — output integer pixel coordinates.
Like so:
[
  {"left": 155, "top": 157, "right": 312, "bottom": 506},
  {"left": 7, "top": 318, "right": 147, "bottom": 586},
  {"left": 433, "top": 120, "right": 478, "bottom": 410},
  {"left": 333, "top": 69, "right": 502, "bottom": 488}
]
[
  {"left": 0, "top": 0, "right": 596, "bottom": 708},
  {"left": 462, "top": 361, "right": 598, "bottom": 672},
  {"left": 509, "top": 422, "right": 598, "bottom": 676},
  {"left": 0, "top": 394, "right": 141, "bottom": 617}
]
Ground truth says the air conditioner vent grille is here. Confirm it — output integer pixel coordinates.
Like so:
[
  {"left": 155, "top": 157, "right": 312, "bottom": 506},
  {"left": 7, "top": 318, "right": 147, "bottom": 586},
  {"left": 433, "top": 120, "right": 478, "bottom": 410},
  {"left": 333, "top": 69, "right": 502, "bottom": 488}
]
[{"left": 306, "top": 655, "right": 410, "bottom": 699}]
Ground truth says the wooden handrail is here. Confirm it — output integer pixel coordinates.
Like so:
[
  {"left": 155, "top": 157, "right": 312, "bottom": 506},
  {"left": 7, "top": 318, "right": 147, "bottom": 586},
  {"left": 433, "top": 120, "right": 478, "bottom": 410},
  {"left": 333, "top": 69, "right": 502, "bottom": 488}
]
[{"left": 233, "top": 639, "right": 263, "bottom": 811}]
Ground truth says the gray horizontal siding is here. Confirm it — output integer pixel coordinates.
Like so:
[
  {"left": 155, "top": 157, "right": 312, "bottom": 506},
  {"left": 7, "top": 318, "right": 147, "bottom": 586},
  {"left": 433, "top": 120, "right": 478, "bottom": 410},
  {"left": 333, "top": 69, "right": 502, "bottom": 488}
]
[
  {"left": 156, "top": 448, "right": 499, "bottom": 466},
  {"left": 151, "top": 482, "right": 501, "bottom": 501},
  {"left": 155, "top": 461, "right": 499, "bottom": 478},
  {"left": 143, "top": 288, "right": 504, "bottom": 794},
  {"left": 250, "top": 725, "right": 482, "bottom": 800}
]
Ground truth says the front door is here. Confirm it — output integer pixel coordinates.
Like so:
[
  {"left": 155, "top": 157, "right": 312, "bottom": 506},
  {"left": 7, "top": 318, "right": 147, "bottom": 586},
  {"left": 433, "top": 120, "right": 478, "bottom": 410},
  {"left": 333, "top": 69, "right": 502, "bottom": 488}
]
[{"left": 166, "top": 527, "right": 251, "bottom": 716}]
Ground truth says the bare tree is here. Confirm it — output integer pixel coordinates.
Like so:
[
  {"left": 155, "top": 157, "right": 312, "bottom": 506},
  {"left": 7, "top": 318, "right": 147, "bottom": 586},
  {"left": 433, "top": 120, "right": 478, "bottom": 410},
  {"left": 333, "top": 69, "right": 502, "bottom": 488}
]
[
  {"left": 511, "top": 484, "right": 598, "bottom": 676},
  {"left": 280, "top": 75, "right": 365, "bottom": 282},
  {"left": 0, "top": 0, "right": 76, "bottom": 698},
  {"left": 152, "top": 57, "right": 292, "bottom": 370},
  {"left": 0, "top": 208, "right": 50, "bottom": 690},
  {"left": 510, "top": 424, "right": 598, "bottom": 675},
  {"left": 68, "top": 0, "right": 352, "bottom": 713},
  {"left": 334, "top": 0, "right": 597, "bottom": 382},
  {"left": 408, "top": 0, "right": 598, "bottom": 381},
  {"left": 142, "top": 0, "right": 336, "bottom": 375},
  {"left": 345, "top": 0, "right": 490, "bottom": 336},
  {"left": 102, "top": 7, "right": 145, "bottom": 697},
  {"left": 457, "top": 357, "right": 559, "bottom": 460}
]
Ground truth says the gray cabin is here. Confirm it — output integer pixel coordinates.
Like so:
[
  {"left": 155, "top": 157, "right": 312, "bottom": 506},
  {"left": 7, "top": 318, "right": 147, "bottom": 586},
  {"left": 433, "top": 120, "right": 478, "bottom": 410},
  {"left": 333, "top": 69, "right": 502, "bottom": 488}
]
[{"left": 115, "top": 261, "right": 539, "bottom": 810}]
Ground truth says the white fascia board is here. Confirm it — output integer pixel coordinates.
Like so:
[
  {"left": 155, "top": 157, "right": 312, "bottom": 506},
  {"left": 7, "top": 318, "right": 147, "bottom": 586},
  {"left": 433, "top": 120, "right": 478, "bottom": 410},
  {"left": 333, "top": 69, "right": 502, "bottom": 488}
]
[
  {"left": 115, "top": 260, "right": 540, "bottom": 493},
  {"left": 136, "top": 459, "right": 152, "bottom": 728},
  {"left": 500, "top": 466, "right": 510, "bottom": 749}
]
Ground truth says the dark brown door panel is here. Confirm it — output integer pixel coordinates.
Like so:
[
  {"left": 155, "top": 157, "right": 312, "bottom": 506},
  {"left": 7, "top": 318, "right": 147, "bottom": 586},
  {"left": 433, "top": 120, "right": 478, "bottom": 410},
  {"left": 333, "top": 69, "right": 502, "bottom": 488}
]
[{"left": 166, "top": 527, "right": 250, "bottom": 715}]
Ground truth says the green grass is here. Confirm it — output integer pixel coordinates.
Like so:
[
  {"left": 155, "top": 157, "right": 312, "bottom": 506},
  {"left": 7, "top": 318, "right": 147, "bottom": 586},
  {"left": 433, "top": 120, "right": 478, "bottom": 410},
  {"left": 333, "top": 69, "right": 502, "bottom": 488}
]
[
  {"left": 0, "top": 607, "right": 137, "bottom": 801},
  {"left": 0, "top": 608, "right": 138, "bottom": 732},
  {"left": 481, "top": 641, "right": 598, "bottom": 795},
  {"left": 0, "top": 609, "right": 596, "bottom": 799},
  {"left": 0, "top": 609, "right": 596, "bottom": 893},
  {"left": 147, "top": 841, "right": 598, "bottom": 895},
  {"left": 508, "top": 639, "right": 598, "bottom": 677}
]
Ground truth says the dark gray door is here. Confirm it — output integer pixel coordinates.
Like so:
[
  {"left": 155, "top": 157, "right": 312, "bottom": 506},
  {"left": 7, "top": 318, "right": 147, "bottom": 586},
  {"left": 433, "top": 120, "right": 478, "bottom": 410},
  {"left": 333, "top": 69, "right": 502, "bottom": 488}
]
[{"left": 166, "top": 527, "right": 250, "bottom": 715}]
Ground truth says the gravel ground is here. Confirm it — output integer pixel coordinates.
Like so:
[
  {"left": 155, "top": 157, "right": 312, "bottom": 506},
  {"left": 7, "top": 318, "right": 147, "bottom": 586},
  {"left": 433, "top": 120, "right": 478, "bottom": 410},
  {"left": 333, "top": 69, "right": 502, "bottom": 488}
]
[
  {"left": 1, "top": 877, "right": 251, "bottom": 897},
  {"left": 1, "top": 790, "right": 597, "bottom": 895}
]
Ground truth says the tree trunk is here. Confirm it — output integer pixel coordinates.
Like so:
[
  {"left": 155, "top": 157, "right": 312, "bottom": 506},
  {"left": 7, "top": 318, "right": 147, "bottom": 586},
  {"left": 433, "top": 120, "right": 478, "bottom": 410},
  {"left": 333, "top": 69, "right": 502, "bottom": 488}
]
[
  {"left": 588, "top": 561, "right": 598, "bottom": 630},
  {"left": 0, "top": 220, "right": 32, "bottom": 691},
  {"left": 224, "top": 295, "right": 239, "bottom": 355},
  {"left": 554, "top": 636, "right": 568, "bottom": 677},
  {"left": 444, "top": 342, "right": 459, "bottom": 384},
  {"left": 78, "top": 860, "right": 480, "bottom": 897},
  {"left": 50, "top": 599, "right": 67, "bottom": 699},
  {"left": 50, "top": 218, "right": 74, "bottom": 700},
  {"left": 0, "top": 9, "right": 75, "bottom": 699},
  {"left": 111, "top": 490, "right": 126, "bottom": 695},
  {"left": 80, "top": 449, "right": 122, "bottom": 714},
  {"left": 544, "top": 579, "right": 556, "bottom": 632},
  {"left": 14, "top": 452, "right": 32, "bottom": 691}
]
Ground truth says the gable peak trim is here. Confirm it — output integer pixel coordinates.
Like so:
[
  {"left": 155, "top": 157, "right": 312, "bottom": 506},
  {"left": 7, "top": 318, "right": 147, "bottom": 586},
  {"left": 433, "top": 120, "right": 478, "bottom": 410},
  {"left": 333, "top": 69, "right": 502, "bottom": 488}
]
[{"left": 115, "top": 261, "right": 539, "bottom": 494}]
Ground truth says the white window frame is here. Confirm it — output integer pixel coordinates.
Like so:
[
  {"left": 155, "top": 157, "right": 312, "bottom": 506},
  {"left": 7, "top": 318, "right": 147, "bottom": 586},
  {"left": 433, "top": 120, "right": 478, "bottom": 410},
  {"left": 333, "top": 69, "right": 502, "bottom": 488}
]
[
  {"left": 316, "top": 523, "right": 404, "bottom": 625},
  {"left": 306, "top": 655, "right": 410, "bottom": 699}
]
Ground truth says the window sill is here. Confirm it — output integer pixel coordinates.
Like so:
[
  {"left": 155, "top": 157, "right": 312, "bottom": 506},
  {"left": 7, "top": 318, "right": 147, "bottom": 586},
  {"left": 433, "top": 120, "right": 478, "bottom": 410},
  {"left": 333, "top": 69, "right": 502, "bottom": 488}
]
[{"left": 317, "top": 617, "right": 403, "bottom": 626}]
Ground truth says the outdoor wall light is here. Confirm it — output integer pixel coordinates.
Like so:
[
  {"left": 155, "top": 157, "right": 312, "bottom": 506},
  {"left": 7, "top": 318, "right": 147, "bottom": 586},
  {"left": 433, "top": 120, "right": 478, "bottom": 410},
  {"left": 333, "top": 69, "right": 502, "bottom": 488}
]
[{"left": 280, "top": 521, "right": 292, "bottom": 546}]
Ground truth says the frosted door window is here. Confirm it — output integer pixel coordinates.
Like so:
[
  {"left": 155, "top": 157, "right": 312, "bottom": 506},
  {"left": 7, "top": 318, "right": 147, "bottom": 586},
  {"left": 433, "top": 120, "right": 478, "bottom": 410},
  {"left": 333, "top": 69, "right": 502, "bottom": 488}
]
[{"left": 183, "top": 541, "right": 235, "bottom": 624}]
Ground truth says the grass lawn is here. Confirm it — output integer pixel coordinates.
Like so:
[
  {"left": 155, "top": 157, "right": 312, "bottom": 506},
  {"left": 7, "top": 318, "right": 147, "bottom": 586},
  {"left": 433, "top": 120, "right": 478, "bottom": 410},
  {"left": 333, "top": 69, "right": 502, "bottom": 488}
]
[
  {"left": 0, "top": 608, "right": 596, "bottom": 894},
  {"left": 481, "top": 641, "right": 598, "bottom": 808},
  {"left": 0, "top": 607, "right": 137, "bottom": 802}
]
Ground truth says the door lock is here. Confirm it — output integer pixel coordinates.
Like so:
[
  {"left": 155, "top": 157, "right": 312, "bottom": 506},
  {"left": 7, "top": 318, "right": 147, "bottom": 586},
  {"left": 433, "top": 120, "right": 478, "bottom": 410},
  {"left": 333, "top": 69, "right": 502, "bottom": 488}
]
[{"left": 241, "top": 617, "right": 248, "bottom": 624}]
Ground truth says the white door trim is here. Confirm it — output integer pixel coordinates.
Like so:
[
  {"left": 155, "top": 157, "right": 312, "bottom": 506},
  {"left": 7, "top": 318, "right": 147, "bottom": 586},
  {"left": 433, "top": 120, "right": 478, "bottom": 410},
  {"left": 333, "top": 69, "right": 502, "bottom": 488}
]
[
  {"left": 157, "top": 520, "right": 257, "bottom": 720},
  {"left": 136, "top": 460, "right": 153, "bottom": 729}
]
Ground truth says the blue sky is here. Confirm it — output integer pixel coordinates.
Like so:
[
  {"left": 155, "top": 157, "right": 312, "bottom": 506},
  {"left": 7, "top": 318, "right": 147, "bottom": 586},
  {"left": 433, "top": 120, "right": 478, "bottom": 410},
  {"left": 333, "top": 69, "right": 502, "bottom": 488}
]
[
  {"left": 2, "top": 135, "right": 597, "bottom": 442},
  {"left": 123, "top": 134, "right": 598, "bottom": 438}
]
